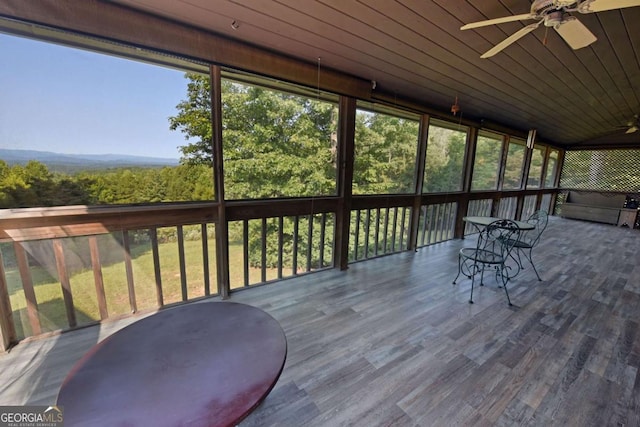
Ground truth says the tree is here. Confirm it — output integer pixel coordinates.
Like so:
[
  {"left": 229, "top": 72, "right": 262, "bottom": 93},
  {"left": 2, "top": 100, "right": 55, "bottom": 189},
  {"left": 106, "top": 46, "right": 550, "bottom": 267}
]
[
  {"left": 471, "top": 135, "right": 501, "bottom": 190},
  {"left": 169, "top": 75, "right": 338, "bottom": 199},
  {"left": 424, "top": 126, "right": 466, "bottom": 192},
  {"left": 169, "top": 74, "right": 213, "bottom": 164},
  {"left": 351, "top": 111, "right": 421, "bottom": 195}
]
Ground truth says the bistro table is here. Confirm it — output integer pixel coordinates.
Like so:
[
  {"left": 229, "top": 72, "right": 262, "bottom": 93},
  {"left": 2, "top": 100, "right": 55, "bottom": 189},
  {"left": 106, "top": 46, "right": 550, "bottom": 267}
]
[
  {"left": 463, "top": 216, "right": 535, "bottom": 232},
  {"left": 57, "top": 301, "right": 287, "bottom": 427},
  {"left": 462, "top": 216, "right": 535, "bottom": 279}
]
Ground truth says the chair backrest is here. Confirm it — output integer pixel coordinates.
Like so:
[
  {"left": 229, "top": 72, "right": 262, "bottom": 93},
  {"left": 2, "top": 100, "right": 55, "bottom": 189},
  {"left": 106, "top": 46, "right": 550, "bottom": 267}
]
[
  {"left": 522, "top": 210, "right": 548, "bottom": 247},
  {"left": 477, "top": 219, "right": 522, "bottom": 259}
]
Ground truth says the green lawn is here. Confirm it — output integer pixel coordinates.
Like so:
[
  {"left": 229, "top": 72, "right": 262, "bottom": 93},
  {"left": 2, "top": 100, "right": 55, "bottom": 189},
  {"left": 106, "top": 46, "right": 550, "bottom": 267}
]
[{"left": 5, "top": 239, "right": 279, "bottom": 339}]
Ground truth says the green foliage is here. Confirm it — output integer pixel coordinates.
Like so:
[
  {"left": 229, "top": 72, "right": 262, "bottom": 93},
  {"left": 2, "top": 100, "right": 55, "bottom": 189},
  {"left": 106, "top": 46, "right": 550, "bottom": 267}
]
[
  {"left": 0, "top": 160, "right": 213, "bottom": 208},
  {"left": 423, "top": 125, "right": 466, "bottom": 192},
  {"left": 471, "top": 134, "right": 502, "bottom": 191},
  {"left": 527, "top": 146, "right": 545, "bottom": 187},
  {"left": 503, "top": 142, "right": 525, "bottom": 189},
  {"left": 169, "top": 73, "right": 213, "bottom": 164},
  {"left": 75, "top": 164, "right": 213, "bottom": 204},
  {"left": 245, "top": 215, "right": 334, "bottom": 270},
  {"left": 0, "top": 160, "right": 94, "bottom": 208},
  {"left": 221, "top": 82, "right": 338, "bottom": 199},
  {"left": 353, "top": 112, "right": 419, "bottom": 194}
]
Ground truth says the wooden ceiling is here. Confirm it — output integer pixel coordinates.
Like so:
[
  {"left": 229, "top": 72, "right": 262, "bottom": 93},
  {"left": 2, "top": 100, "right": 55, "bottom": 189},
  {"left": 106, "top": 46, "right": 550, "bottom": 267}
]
[
  {"left": 2, "top": 1, "right": 639, "bottom": 149},
  {"left": 108, "top": 0, "right": 640, "bottom": 150}
]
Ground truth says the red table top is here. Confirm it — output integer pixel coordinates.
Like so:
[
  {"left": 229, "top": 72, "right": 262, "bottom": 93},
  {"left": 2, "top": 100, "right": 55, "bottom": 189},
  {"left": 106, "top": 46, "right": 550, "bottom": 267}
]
[{"left": 57, "top": 302, "right": 287, "bottom": 427}]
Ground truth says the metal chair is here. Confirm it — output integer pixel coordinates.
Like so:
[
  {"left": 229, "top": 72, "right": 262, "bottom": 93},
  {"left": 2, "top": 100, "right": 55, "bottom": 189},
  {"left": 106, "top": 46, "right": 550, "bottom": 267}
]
[
  {"left": 453, "top": 219, "right": 521, "bottom": 305},
  {"left": 505, "top": 210, "right": 548, "bottom": 281}
]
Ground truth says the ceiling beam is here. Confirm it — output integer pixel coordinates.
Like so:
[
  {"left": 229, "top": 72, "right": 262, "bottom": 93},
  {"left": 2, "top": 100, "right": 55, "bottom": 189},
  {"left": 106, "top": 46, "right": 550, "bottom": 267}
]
[{"left": 0, "top": 0, "right": 371, "bottom": 99}]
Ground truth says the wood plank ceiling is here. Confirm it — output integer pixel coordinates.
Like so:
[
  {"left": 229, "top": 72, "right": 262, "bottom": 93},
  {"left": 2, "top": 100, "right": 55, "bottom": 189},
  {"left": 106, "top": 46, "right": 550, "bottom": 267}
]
[{"left": 90, "top": 1, "right": 640, "bottom": 149}]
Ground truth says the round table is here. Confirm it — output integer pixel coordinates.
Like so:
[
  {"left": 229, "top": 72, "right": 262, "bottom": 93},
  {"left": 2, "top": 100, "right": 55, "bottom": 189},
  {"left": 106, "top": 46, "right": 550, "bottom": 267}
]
[
  {"left": 57, "top": 302, "right": 287, "bottom": 427},
  {"left": 463, "top": 216, "right": 535, "bottom": 231}
]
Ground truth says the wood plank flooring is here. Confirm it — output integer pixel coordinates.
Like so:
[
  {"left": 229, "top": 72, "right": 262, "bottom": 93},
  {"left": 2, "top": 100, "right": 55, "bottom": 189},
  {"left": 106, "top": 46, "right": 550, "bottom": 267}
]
[{"left": 1, "top": 216, "right": 639, "bottom": 426}]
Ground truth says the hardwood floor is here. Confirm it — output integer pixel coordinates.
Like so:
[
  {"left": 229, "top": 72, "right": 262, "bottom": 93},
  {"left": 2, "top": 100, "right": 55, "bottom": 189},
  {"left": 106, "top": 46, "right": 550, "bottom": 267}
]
[{"left": 1, "top": 216, "right": 639, "bottom": 426}]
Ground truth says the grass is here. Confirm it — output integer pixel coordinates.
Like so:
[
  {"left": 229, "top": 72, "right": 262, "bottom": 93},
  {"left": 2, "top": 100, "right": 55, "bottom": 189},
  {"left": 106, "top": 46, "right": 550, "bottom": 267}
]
[{"left": 5, "top": 237, "right": 280, "bottom": 339}]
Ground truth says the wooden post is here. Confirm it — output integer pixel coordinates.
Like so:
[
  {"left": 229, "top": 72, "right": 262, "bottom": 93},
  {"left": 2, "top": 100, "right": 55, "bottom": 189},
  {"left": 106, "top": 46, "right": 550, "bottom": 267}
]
[
  {"left": 211, "top": 65, "right": 231, "bottom": 298},
  {"left": 518, "top": 143, "right": 534, "bottom": 220},
  {"left": 13, "top": 242, "right": 41, "bottom": 336},
  {"left": 53, "top": 239, "right": 76, "bottom": 328},
  {"left": 177, "top": 225, "right": 187, "bottom": 301},
  {"left": 454, "top": 127, "right": 477, "bottom": 238},
  {"left": 409, "top": 114, "right": 429, "bottom": 251},
  {"left": 334, "top": 96, "right": 356, "bottom": 270},
  {"left": 122, "top": 230, "right": 137, "bottom": 312},
  {"left": 149, "top": 228, "right": 164, "bottom": 307},
  {"left": 493, "top": 134, "right": 510, "bottom": 217},
  {"left": 0, "top": 249, "right": 17, "bottom": 352},
  {"left": 89, "top": 236, "right": 108, "bottom": 320}
]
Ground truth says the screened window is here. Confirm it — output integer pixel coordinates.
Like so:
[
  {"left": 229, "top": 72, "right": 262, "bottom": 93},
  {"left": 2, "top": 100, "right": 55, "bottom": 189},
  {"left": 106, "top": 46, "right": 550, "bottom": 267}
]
[
  {"left": 0, "top": 33, "right": 207, "bottom": 209},
  {"left": 471, "top": 131, "right": 503, "bottom": 191},
  {"left": 560, "top": 149, "right": 640, "bottom": 191},
  {"left": 503, "top": 138, "right": 525, "bottom": 189},
  {"left": 527, "top": 146, "right": 545, "bottom": 188},
  {"left": 544, "top": 149, "right": 559, "bottom": 187},
  {"left": 220, "top": 78, "right": 338, "bottom": 199},
  {"left": 423, "top": 120, "right": 467, "bottom": 193},
  {"left": 352, "top": 105, "right": 419, "bottom": 195}
]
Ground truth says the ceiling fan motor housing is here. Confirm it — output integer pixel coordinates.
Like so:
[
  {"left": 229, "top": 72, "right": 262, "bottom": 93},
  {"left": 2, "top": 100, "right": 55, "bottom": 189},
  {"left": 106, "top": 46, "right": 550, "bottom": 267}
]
[
  {"left": 532, "top": 0, "right": 559, "bottom": 16},
  {"left": 544, "top": 11, "right": 565, "bottom": 27},
  {"left": 533, "top": 0, "right": 581, "bottom": 17}
]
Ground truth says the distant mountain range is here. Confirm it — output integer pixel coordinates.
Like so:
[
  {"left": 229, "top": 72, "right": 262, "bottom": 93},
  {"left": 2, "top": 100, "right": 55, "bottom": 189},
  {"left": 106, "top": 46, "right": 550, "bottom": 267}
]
[{"left": 0, "top": 149, "right": 179, "bottom": 172}]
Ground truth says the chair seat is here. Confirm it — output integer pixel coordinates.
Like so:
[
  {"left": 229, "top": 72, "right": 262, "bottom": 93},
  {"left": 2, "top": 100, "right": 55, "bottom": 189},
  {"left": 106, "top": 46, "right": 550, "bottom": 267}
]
[
  {"left": 501, "top": 237, "right": 533, "bottom": 249},
  {"left": 460, "top": 248, "right": 505, "bottom": 264}
]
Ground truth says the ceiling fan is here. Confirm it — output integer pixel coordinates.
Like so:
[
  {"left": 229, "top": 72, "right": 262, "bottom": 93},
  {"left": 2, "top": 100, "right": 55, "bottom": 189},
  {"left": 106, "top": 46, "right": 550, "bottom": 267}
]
[{"left": 461, "top": 0, "right": 640, "bottom": 58}]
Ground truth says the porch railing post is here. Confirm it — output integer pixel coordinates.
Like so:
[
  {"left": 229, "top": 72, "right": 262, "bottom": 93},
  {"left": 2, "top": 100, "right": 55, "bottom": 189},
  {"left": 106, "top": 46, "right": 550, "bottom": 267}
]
[
  {"left": 0, "top": 248, "right": 16, "bottom": 352},
  {"left": 211, "top": 64, "right": 231, "bottom": 298},
  {"left": 334, "top": 96, "right": 356, "bottom": 270},
  {"left": 409, "top": 114, "right": 429, "bottom": 251}
]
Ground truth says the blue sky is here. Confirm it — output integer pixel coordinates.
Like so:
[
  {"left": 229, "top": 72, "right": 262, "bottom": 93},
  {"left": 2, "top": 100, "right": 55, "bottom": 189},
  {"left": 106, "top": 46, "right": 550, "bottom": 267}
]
[{"left": 0, "top": 33, "right": 192, "bottom": 159}]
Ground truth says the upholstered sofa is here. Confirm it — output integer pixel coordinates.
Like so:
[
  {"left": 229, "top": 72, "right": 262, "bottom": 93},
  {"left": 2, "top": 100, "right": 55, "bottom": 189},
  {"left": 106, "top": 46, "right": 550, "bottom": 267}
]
[{"left": 559, "top": 191, "right": 626, "bottom": 225}]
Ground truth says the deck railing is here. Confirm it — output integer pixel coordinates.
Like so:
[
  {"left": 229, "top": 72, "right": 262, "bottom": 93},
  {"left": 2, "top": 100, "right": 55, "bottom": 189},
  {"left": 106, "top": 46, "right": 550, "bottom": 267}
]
[{"left": 0, "top": 190, "right": 557, "bottom": 349}]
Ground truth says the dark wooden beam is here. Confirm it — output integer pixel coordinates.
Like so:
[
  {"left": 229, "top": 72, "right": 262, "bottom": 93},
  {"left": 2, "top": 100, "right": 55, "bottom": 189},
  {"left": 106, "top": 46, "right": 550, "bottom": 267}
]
[
  {"left": 0, "top": 0, "right": 371, "bottom": 99},
  {"left": 408, "top": 114, "right": 430, "bottom": 251},
  {"left": 210, "top": 65, "right": 230, "bottom": 299},
  {"left": 335, "top": 96, "right": 356, "bottom": 270}
]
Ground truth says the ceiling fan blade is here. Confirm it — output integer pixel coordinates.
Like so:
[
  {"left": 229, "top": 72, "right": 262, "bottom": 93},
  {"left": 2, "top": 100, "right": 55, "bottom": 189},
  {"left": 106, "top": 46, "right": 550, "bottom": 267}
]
[
  {"left": 578, "top": 0, "right": 640, "bottom": 13},
  {"left": 554, "top": 17, "right": 597, "bottom": 50},
  {"left": 480, "top": 22, "right": 541, "bottom": 58},
  {"left": 461, "top": 13, "right": 535, "bottom": 30}
]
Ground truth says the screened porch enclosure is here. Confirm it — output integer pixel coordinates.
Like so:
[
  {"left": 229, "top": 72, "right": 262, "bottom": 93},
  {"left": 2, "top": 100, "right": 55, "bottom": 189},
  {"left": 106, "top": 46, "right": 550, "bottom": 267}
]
[
  {"left": 0, "top": 26, "right": 567, "bottom": 350},
  {"left": 0, "top": 1, "right": 639, "bottom": 353}
]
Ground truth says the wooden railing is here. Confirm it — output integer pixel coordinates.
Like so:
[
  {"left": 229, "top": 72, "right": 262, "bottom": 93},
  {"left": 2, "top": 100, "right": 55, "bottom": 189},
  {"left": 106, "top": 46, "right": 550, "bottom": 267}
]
[
  {"left": 231, "top": 213, "right": 335, "bottom": 287},
  {"left": 416, "top": 201, "right": 457, "bottom": 247},
  {"left": 0, "top": 190, "right": 558, "bottom": 350},
  {"left": 0, "top": 203, "right": 219, "bottom": 347}
]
